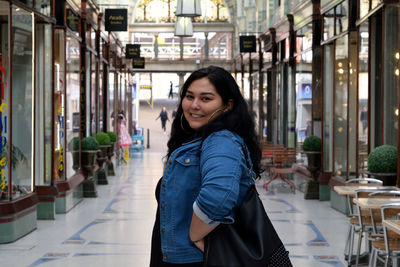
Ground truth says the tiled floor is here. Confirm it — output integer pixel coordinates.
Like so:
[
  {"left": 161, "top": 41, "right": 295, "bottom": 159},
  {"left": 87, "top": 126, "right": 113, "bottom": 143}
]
[{"left": 0, "top": 150, "right": 353, "bottom": 267}]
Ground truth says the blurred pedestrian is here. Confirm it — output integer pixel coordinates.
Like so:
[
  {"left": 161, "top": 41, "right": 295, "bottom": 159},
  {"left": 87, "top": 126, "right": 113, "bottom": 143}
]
[{"left": 155, "top": 106, "right": 169, "bottom": 134}]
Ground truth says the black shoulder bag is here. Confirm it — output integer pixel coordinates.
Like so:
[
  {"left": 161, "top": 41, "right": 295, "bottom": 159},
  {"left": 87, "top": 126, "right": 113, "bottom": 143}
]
[{"left": 203, "top": 145, "right": 292, "bottom": 267}]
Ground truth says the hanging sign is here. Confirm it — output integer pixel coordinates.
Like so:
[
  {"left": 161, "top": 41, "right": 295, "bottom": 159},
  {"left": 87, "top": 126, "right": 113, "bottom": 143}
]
[
  {"left": 126, "top": 44, "right": 141, "bottom": 59},
  {"left": 105, "top": 9, "right": 128, "bottom": 32},
  {"left": 132, "top": 57, "right": 145, "bottom": 69},
  {"left": 240, "top": 36, "right": 256, "bottom": 53}
]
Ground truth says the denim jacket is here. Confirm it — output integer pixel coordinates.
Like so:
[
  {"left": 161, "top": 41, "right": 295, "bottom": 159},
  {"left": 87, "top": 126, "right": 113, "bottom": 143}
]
[{"left": 159, "top": 130, "right": 254, "bottom": 263}]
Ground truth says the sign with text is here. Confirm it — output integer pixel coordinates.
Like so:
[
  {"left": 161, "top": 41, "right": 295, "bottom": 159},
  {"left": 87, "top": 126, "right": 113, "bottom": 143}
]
[
  {"left": 132, "top": 57, "right": 145, "bottom": 69},
  {"left": 240, "top": 36, "right": 256, "bottom": 53},
  {"left": 105, "top": 9, "right": 127, "bottom": 32},
  {"left": 126, "top": 44, "right": 141, "bottom": 59},
  {"left": 299, "top": 83, "right": 312, "bottom": 99}
]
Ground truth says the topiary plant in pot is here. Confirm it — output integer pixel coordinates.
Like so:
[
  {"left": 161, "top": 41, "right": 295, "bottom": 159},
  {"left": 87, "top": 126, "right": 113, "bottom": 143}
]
[
  {"left": 367, "top": 145, "right": 397, "bottom": 186},
  {"left": 106, "top": 131, "right": 117, "bottom": 157},
  {"left": 95, "top": 132, "right": 111, "bottom": 163},
  {"left": 81, "top": 136, "right": 99, "bottom": 173},
  {"left": 302, "top": 135, "right": 322, "bottom": 200}
]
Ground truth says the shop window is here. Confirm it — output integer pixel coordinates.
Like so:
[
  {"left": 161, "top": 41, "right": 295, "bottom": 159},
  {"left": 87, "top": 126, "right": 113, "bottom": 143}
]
[
  {"left": 65, "top": 35, "right": 80, "bottom": 178},
  {"left": 383, "top": 5, "right": 399, "bottom": 146},
  {"left": 359, "top": 0, "right": 369, "bottom": 18},
  {"left": 54, "top": 29, "right": 65, "bottom": 181},
  {"left": 35, "top": 0, "right": 51, "bottom": 17},
  {"left": 0, "top": 1, "right": 9, "bottom": 200},
  {"left": 323, "top": 44, "right": 334, "bottom": 172},
  {"left": 109, "top": 71, "right": 115, "bottom": 132},
  {"left": 348, "top": 31, "right": 358, "bottom": 177},
  {"left": 358, "top": 20, "right": 369, "bottom": 174},
  {"left": 98, "top": 62, "right": 104, "bottom": 131},
  {"left": 334, "top": 36, "right": 348, "bottom": 177},
  {"left": 336, "top": 1, "right": 348, "bottom": 35},
  {"left": 323, "top": 8, "right": 335, "bottom": 40},
  {"left": 11, "top": 7, "right": 33, "bottom": 196},
  {"left": 296, "top": 24, "right": 312, "bottom": 53},
  {"left": 91, "top": 53, "right": 97, "bottom": 135},
  {"left": 35, "top": 23, "right": 52, "bottom": 185},
  {"left": 85, "top": 51, "right": 91, "bottom": 137}
]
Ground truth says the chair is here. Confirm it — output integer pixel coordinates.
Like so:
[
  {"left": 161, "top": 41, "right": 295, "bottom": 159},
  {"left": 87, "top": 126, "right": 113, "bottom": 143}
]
[
  {"left": 352, "top": 189, "right": 400, "bottom": 267},
  {"left": 370, "top": 203, "right": 400, "bottom": 267},
  {"left": 344, "top": 178, "right": 383, "bottom": 266},
  {"left": 129, "top": 135, "right": 145, "bottom": 154}
]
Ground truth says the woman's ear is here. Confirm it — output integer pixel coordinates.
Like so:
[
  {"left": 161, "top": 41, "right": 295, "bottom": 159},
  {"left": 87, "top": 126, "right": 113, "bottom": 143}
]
[{"left": 224, "top": 99, "right": 234, "bottom": 112}]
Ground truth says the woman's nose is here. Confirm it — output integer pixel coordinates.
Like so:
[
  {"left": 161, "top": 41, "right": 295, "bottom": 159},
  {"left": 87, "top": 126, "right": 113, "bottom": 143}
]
[{"left": 190, "top": 98, "right": 200, "bottom": 109}]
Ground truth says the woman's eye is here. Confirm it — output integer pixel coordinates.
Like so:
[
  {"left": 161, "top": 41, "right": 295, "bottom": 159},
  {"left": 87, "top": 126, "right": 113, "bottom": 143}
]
[
  {"left": 201, "top": 97, "right": 211, "bottom": 101},
  {"left": 185, "top": 95, "right": 194, "bottom": 100}
]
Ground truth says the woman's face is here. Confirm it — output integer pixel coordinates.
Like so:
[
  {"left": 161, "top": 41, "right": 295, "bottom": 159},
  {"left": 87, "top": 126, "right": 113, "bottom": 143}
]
[{"left": 182, "top": 77, "right": 226, "bottom": 131}]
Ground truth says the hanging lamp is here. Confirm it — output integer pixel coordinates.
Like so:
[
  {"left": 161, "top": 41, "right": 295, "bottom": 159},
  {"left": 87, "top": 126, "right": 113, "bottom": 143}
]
[
  {"left": 174, "top": 17, "right": 193, "bottom": 37},
  {"left": 175, "top": 0, "right": 201, "bottom": 17}
]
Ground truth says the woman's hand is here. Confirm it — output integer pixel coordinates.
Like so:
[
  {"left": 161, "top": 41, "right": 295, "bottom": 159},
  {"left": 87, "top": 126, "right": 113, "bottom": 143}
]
[{"left": 192, "top": 239, "right": 205, "bottom": 252}]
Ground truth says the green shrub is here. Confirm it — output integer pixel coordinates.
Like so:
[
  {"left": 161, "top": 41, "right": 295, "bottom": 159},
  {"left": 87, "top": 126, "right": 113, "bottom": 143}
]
[
  {"left": 68, "top": 137, "right": 80, "bottom": 151},
  {"left": 95, "top": 132, "right": 111, "bottom": 146},
  {"left": 303, "top": 135, "right": 321, "bottom": 152},
  {"left": 368, "top": 145, "right": 397, "bottom": 173},
  {"left": 82, "top": 136, "right": 99, "bottom": 151},
  {"left": 106, "top": 131, "right": 117, "bottom": 142}
]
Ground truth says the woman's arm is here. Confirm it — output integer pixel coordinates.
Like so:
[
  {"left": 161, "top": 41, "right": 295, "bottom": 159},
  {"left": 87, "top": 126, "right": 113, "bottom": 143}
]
[{"left": 189, "top": 212, "right": 216, "bottom": 252}]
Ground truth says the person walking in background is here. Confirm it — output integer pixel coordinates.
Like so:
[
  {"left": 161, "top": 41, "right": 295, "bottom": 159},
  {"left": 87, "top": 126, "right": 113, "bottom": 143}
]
[
  {"left": 155, "top": 106, "right": 169, "bottom": 134},
  {"left": 171, "top": 106, "right": 178, "bottom": 120},
  {"left": 360, "top": 106, "right": 368, "bottom": 134},
  {"left": 150, "top": 66, "right": 263, "bottom": 266},
  {"left": 117, "top": 113, "right": 133, "bottom": 163},
  {"left": 168, "top": 81, "right": 174, "bottom": 99}
]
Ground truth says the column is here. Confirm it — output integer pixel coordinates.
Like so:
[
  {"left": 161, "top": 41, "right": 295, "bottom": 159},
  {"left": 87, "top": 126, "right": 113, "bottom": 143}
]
[
  {"left": 154, "top": 33, "right": 159, "bottom": 59},
  {"left": 204, "top": 32, "right": 209, "bottom": 59}
]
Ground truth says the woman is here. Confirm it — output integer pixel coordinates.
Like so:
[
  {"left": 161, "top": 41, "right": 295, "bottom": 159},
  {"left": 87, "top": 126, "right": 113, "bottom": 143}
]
[
  {"left": 156, "top": 107, "right": 170, "bottom": 134},
  {"left": 150, "top": 66, "right": 261, "bottom": 266}
]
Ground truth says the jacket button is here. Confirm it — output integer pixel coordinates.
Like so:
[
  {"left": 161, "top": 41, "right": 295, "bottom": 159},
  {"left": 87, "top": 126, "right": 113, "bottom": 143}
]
[
  {"left": 169, "top": 160, "right": 172, "bottom": 164},
  {"left": 185, "top": 158, "right": 190, "bottom": 163},
  {"left": 161, "top": 204, "right": 165, "bottom": 210},
  {"left": 162, "top": 181, "right": 166, "bottom": 187},
  {"left": 161, "top": 228, "right": 165, "bottom": 234},
  {"left": 163, "top": 254, "right": 167, "bottom": 259}
]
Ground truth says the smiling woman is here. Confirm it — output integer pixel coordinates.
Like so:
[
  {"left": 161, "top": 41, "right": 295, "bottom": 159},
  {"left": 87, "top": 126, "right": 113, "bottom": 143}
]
[{"left": 150, "top": 66, "right": 266, "bottom": 266}]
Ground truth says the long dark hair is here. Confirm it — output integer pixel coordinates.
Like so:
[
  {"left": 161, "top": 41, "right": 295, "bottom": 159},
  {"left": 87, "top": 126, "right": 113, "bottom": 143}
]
[{"left": 167, "top": 66, "right": 261, "bottom": 176}]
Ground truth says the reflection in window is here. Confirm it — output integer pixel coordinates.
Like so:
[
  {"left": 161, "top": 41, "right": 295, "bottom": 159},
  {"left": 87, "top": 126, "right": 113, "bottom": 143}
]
[
  {"left": 383, "top": 6, "right": 399, "bottom": 146},
  {"left": 54, "top": 29, "right": 65, "bottom": 181},
  {"left": 336, "top": 2, "right": 348, "bottom": 35},
  {"left": 91, "top": 53, "right": 97, "bottom": 135},
  {"left": 323, "top": 8, "right": 335, "bottom": 40},
  {"left": 66, "top": 35, "right": 80, "bottom": 178},
  {"left": 323, "top": 44, "right": 334, "bottom": 172},
  {"left": 358, "top": 21, "right": 368, "bottom": 174},
  {"left": 0, "top": 1, "right": 9, "bottom": 201},
  {"left": 334, "top": 36, "right": 348, "bottom": 177},
  {"left": 109, "top": 71, "right": 115, "bottom": 133},
  {"left": 35, "top": 24, "right": 52, "bottom": 185},
  {"left": 11, "top": 7, "right": 33, "bottom": 196}
]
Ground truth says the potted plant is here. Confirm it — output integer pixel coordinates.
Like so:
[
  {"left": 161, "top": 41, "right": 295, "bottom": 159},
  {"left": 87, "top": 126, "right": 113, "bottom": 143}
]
[
  {"left": 95, "top": 132, "right": 111, "bottom": 164},
  {"left": 68, "top": 136, "right": 99, "bottom": 172},
  {"left": 302, "top": 135, "right": 322, "bottom": 199},
  {"left": 366, "top": 145, "right": 397, "bottom": 186},
  {"left": 106, "top": 131, "right": 117, "bottom": 158}
]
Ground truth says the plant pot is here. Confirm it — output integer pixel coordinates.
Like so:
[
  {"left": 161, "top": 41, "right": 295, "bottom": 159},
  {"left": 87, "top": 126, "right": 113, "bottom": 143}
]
[
  {"left": 81, "top": 150, "right": 98, "bottom": 173},
  {"left": 107, "top": 142, "right": 115, "bottom": 158},
  {"left": 71, "top": 151, "right": 80, "bottom": 170},
  {"left": 305, "top": 151, "right": 321, "bottom": 174},
  {"left": 365, "top": 171, "right": 397, "bottom": 186},
  {"left": 97, "top": 145, "right": 111, "bottom": 165}
]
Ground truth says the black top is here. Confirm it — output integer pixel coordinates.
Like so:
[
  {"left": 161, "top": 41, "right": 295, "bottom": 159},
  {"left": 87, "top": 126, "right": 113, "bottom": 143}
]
[{"left": 150, "top": 178, "right": 203, "bottom": 267}]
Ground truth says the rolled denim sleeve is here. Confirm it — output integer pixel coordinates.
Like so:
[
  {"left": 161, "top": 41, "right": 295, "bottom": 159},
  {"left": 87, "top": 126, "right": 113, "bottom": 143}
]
[{"left": 193, "top": 132, "right": 245, "bottom": 225}]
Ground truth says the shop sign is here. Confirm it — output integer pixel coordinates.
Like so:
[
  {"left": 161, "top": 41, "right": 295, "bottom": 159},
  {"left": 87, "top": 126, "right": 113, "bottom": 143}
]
[
  {"left": 126, "top": 44, "right": 140, "bottom": 59},
  {"left": 132, "top": 57, "right": 145, "bottom": 69},
  {"left": 299, "top": 83, "right": 312, "bottom": 99},
  {"left": 240, "top": 36, "right": 256, "bottom": 53},
  {"left": 0, "top": 56, "right": 8, "bottom": 191},
  {"left": 66, "top": 8, "right": 79, "bottom": 33},
  {"left": 105, "top": 9, "right": 127, "bottom": 32}
]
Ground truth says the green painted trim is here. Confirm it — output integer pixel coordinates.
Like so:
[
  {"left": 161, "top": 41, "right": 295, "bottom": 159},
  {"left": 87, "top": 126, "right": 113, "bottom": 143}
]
[
  {"left": 37, "top": 202, "right": 56, "bottom": 220},
  {"left": 0, "top": 208, "right": 37, "bottom": 243},
  {"left": 319, "top": 185, "right": 330, "bottom": 201},
  {"left": 55, "top": 184, "right": 84, "bottom": 214},
  {"left": 330, "top": 190, "right": 350, "bottom": 215}
]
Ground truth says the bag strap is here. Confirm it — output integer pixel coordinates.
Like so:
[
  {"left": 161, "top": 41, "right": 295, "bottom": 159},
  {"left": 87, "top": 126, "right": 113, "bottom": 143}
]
[{"left": 240, "top": 143, "right": 255, "bottom": 185}]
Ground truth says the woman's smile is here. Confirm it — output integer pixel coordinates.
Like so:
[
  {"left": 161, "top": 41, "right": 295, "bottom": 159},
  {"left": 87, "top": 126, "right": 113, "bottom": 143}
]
[{"left": 182, "top": 78, "right": 225, "bottom": 130}]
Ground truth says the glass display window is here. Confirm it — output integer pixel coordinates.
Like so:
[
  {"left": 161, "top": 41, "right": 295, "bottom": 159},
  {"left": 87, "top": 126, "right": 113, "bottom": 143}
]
[
  {"left": 91, "top": 53, "right": 97, "bottom": 135},
  {"left": 11, "top": 6, "right": 33, "bottom": 196},
  {"left": 296, "top": 23, "right": 313, "bottom": 53},
  {"left": 35, "top": 23, "right": 53, "bottom": 185},
  {"left": 35, "top": 0, "right": 51, "bottom": 17},
  {"left": 333, "top": 36, "right": 348, "bottom": 177},
  {"left": 54, "top": 29, "right": 66, "bottom": 181},
  {"left": 323, "top": 8, "right": 335, "bottom": 40},
  {"left": 0, "top": 1, "right": 9, "bottom": 201},
  {"left": 323, "top": 44, "right": 334, "bottom": 172},
  {"left": 65, "top": 34, "right": 80, "bottom": 178},
  {"left": 336, "top": 2, "right": 348, "bottom": 35},
  {"left": 109, "top": 71, "right": 115, "bottom": 133}
]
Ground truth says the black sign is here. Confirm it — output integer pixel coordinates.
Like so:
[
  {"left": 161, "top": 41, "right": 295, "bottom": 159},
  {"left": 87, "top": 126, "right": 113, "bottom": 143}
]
[
  {"left": 132, "top": 57, "right": 145, "bottom": 69},
  {"left": 240, "top": 36, "right": 256, "bottom": 53},
  {"left": 126, "top": 44, "right": 141, "bottom": 59},
  {"left": 66, "top": 9, "right": 79, "bottom": 32},
  {"left": 105, "top": 9, "right": 127, "bottom": 32}
]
